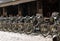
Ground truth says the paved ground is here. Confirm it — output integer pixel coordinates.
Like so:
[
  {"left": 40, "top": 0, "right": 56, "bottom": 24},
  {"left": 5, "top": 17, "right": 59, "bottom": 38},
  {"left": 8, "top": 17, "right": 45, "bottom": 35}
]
[{"left": 0, "top": 31, "right": 52, "bottom": 41}]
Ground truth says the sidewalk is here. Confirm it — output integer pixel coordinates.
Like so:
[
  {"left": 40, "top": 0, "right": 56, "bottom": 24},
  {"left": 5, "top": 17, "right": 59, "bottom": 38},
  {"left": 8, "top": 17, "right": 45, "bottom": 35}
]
[{"left": 0, "top": 31, "right": 52, "bottom": 41}]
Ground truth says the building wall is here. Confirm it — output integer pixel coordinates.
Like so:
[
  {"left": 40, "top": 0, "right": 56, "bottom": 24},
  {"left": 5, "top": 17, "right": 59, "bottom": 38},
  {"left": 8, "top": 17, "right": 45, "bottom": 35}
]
[
  {"left": 37, "top": 0, "right": 43, "bottom": 14},
  {"left": 0, "top": 0, "right": 43, "bottom": 17},
  {"left": 0, "top": 1, "right": 37, "bottom": 17}
]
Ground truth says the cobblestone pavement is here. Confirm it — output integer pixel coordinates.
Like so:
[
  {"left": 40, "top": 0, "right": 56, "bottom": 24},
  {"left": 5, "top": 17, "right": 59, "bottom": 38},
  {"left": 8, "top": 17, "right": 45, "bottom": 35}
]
[{"left": 0, "top": 31, "right": 52, "bottom": 41}]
